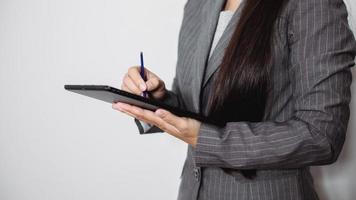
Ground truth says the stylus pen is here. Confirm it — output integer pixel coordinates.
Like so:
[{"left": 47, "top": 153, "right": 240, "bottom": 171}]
[{"left": 140, "top": 52, "right": 148, "bottom": 98}]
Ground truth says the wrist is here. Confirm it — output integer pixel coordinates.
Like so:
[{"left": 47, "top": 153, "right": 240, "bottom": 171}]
[{"left": 189, "top": 120, "right": 201, "bottom": 148}]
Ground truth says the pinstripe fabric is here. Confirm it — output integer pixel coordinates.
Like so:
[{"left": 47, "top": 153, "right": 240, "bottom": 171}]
[{"left": 134, "top": 0, "right": 356, "bottom": 199}]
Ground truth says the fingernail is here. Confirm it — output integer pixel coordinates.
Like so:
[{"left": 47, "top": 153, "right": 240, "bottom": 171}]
[{"left": 140, "top": 83, "right": 146, "bottom": 91}]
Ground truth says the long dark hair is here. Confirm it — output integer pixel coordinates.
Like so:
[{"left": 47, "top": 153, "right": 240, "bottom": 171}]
[{"left": 207, "top": 0, "right": 286, "bottom": 178}]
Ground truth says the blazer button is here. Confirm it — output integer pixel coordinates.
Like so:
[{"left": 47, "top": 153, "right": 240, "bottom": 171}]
[{"left": 193, "top": 168, "right": 200, "bottom": 182}]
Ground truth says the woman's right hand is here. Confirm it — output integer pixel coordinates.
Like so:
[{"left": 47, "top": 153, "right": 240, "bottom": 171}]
[{"left": 120, "top": 66, "right": 167, "bottom": 100}]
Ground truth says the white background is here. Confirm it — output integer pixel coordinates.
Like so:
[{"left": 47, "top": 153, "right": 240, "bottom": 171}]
[{"left": 0, "top": 0, "right": 355, "bottom": 199}]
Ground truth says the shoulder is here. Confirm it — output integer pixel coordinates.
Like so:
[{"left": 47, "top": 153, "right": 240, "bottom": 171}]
[
  {"left": 280, "top": 0, "right": 354, "bottom": 45},
  {"left": 183, "top": 0, "right": 205, "bottom": 10},
  {"left": 280, "top": 0, "right": 350, "bottom": 21},
  {"left": 180, "top": 0, "right": 206, "bottom": 28},
  {"left": 182, "top": 0, "right": 207, "bottom": 17}
]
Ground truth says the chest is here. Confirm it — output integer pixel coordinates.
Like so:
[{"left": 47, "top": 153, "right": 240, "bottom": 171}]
[{"left": 175, "top": 0, "right": 293, "bottom": 118}]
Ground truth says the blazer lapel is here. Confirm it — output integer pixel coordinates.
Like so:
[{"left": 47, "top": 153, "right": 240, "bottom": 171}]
[
  {"left": 202, "top": 0, "right": 245, "bottom": 89},
  {"left": 194, "top": 0, "right": 226, "bottom": 113}
]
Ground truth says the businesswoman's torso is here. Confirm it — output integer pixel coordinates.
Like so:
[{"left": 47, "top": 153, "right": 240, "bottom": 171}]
[{"left": 174, "top": 0, "right": 356, "bottom": 199}]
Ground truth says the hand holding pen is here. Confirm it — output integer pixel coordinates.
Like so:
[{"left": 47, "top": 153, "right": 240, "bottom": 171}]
[
  {"left": 114, "top": 53, "right": 202, "bottom": 147},
  {"left": 119, "top": 52, "right": 167, "bottom": 100}
]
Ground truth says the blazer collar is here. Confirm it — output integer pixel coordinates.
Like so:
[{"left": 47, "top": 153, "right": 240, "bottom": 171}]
[
  {"left": 194, "top": 0, "right": 246, "bottom": 113},
  {"left": 190, "top": 0, "right": 224, "bottom": 113},
  {"left": 201, "top": 0, "right": 246, "bottom": 89}
]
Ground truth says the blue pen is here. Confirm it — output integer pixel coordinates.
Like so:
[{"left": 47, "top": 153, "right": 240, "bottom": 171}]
[{"left": 140, "top": 52, "right": 148, "bottom": 98}]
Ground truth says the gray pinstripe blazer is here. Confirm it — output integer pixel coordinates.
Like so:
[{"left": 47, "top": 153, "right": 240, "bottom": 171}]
[{"left": 134, "top": 0, "right": 356, "bottom": 199}]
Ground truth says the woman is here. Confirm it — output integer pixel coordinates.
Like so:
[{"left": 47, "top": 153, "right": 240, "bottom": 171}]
[{"left": 112, "top": 0, "right": 356, "bottom": 199}]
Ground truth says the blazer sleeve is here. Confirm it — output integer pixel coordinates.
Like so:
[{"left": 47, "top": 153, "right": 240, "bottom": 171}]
[
  {"left": 192, "top": 0, "right": 356, "bottom": 169},
  {"left": 134, "top": 76, "right": 185, "bottom": 134}
]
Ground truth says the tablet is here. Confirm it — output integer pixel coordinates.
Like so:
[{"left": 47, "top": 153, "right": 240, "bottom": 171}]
[{"left": 64, "top": 85, "right": 214, "bottom": 124}]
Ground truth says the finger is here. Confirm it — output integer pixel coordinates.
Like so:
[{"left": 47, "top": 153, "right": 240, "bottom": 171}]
[
  {"left": 155, "top": 109, "right": 186, "bottom": 131},
  {"left": 129, "top": 106, "right": 159, "bottom": 124},
  {"left": 112, "top": 102, "right": 123, "bottom": 111},
  {"left": 116, "top": 105, "right": 156, "bottom": 126},
  {"left": 139, "top": 108, "right": 180, "bottom": 134},
  {"left": 120, "top": 82, "right": 130, "bottom": 92},
  {"left": 114, "top": 105, "right": 138, "bottom": 119},
  {"left": 121, "top": 83, "right": 145, "bottom": 97},
  {"left": 115, "top": 103, "right": 153, "bottom": 123},
  {"left": 145, "top": 70, "right": 157, "bottom": 80},
  {"left": 112, "top": 102, "right": 160, "bottom": 130},
  {"left": 122, "top": 110, "right": 138, "bottom": 118},
  {"left": 112, "top": 102, "right": 129, "bottom": 111},
  {"left": 125, "top": 105, "right": 176, "bottom": 132},
  {"left": 145, "top": 77, "right": 161, "bottom": 92},
  {"left": 128, "top": 67, "right": 147, "bottom": 91},
  {"left": 112, "top": 102, "right": 137, "bottom": 117},
  {"left": 115, "top": 103, "right": 181, "bottom": 136},
  {"left": 157, "top": 120, "right": 181, "bottom": 136},
  {"left": 123, "top": 74, "right": 143, "bottom": 95}
]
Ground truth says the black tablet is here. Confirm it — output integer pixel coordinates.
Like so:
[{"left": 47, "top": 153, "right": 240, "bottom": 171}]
[{"left": 64, "top": 85, "right": 214, "bottom": 124}]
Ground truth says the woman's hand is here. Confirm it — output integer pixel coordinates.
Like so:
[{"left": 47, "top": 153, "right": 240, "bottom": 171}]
[
  {"left": 112, "top": 102, "right": 201, "bottom": 147},
  {"left": 121, "top": 66, "right": 167, "bottom": 100}
]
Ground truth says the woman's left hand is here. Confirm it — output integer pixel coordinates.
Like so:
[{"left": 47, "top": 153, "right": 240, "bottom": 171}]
[{"left": 112, "top": 102, "right": 201, "bottom": 147}]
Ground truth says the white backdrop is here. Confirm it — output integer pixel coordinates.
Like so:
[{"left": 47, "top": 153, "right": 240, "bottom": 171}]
[{"left": 0, "top": 0, "right": 355, "bottom": 199}]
